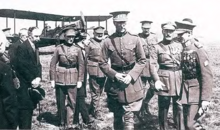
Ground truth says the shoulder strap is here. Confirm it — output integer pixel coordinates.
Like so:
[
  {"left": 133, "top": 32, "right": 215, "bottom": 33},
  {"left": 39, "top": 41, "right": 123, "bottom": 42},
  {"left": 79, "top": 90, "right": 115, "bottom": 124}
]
[{"left": 110, "top": 38, "right": 130, "bottom": 65}]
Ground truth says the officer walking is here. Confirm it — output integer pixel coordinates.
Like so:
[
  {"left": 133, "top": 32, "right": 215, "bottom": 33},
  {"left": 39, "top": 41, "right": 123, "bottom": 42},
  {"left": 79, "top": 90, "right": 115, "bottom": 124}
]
[
  {"left": 50, "top": 27, "right": 84, "bottom": 129},
  {"left": 99, "top": 11, "right": 147, "bottom": 130},
  {"left": 175, "top": 18, "right": 213, "bottom": 130},
  {"left": 138, "top": 20, "right": 158, "bottom": 118},
  {"left": 150, "top": 22, "right": 183, "bottom": 130},
  {"left": 85, "top": 26, "right": 106, "bottom": 121}
]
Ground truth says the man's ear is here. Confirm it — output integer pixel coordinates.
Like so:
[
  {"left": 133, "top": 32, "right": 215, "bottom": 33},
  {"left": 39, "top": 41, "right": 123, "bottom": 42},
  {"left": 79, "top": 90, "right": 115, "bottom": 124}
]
[
  {"left": 162, "top": 29, "right": 165, "bottom": 34},
  {"left": 113, "top": 21, "right": 116, "bottom": 26}
]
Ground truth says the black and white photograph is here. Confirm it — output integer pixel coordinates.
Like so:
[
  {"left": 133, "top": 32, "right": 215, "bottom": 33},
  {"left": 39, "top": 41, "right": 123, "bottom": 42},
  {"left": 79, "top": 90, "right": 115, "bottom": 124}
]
[{"left": 0, "top": 0, "right": 219, "bottom": 129}]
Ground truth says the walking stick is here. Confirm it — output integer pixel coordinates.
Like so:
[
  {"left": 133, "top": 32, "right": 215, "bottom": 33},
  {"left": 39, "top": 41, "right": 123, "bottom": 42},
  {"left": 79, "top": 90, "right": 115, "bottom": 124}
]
[{"left": 38, "top": 102, "right": 41, "bottom": 126}]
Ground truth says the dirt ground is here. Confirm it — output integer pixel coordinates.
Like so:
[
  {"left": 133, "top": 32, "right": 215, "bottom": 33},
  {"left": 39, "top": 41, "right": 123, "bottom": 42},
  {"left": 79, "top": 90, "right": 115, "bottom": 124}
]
[{"left": 31, "top": 44, "right": 220, "bottom": 130}]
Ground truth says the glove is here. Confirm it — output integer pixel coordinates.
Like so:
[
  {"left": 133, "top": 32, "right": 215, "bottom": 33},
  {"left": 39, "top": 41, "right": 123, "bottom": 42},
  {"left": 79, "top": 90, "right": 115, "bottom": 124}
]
[
  {"left": 35, "top": 77, "right": 41, "bottom": 83},
  {"left": 77, "top": 81, "right": 82, "bottom": 88},
  {"left": 51, "top": 80, "right": 55, "bottom": 88},
  {"left": 155, "top": 80, "right": 165, "bottom": 91},
  {"left": 13, "top": 77, "right": 20, "bottom": 89},
  {"left": 115, "top": 73, "right": 126, "bottom": 82},
  {"left": 201, "top": 101, "right": 210, "bottom": 111},
  {"left": 198, "top": 101, "right": 210, "bottom": 115},
  {"left": 122, "top": 74, "right": 132, "bottom": 84},
  {"left": 31, "top": 77, "right": 41, "bottom": 88}
]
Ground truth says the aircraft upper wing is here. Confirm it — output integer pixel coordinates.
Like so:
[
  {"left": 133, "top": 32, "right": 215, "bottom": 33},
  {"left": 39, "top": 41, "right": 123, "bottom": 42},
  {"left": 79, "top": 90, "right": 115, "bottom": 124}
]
[{"left": 0, "top": 9, "right": 112, "bottom": 22}]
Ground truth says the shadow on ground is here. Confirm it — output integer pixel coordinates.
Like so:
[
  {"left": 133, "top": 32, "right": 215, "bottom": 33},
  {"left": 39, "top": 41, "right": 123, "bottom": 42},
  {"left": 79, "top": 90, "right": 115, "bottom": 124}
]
[{"left": 37, "top": 112, "right": 59, "bottom": 126}]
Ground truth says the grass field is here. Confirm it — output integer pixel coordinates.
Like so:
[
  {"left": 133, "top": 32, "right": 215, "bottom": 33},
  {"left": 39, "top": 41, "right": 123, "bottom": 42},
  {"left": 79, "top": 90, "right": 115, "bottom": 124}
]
[{"left": 31, "top": 43, "right": 220, "bottom": 130}]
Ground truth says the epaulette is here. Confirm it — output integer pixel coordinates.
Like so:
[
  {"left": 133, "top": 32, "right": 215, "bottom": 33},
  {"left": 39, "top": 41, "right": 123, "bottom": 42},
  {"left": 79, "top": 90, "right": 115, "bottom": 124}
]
[
  {"left": 194, "top": 41, "right": 203, "bottom": 49},
  {"left": 150, "top": 32, "right": 156, "bottom": 34},
  {"left": 194, "top": 38, "right": 199, "bottom": 42},
  {"left": 128, "top": 32, "right": 138, "bottom": 37},
  {"left": 190, "top": 38, "right": 203, "bottom": 49}
]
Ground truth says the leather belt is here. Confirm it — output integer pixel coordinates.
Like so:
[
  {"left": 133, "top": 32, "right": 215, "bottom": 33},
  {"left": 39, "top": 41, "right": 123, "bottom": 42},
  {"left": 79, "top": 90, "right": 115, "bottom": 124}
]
[
  {"left": 111, "top": 62, "right": 135, "bottom": 71},
  {"left": 59, "top": 64, "right": 77, "bottom": 68},
  {"left": 159, "top": 65, "right": 180, "bottom": 71},
  {"left": 88, "top": 58, "right": 99, "bottom": 62}
]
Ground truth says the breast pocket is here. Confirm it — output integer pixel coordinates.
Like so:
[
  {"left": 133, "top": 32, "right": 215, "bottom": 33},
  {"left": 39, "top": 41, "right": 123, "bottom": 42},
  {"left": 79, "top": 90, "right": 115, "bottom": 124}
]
[
  {"left": 124, "top": 43, "right": 136, "bottom": 59},
  {"left": 59, "top": 54, "right": 69, "bottom": 63},
  {"left": 158, "top": 71, "right": 170, "bottom": 91},
  {"left": 56, "top": 67, "right": 66, "bottom": 84},
  {"left": 91, "top": 47, "right": 101, "bottom": 56},
  {"left": 68, "top": 68, "right": 78, "bottom": 85}
]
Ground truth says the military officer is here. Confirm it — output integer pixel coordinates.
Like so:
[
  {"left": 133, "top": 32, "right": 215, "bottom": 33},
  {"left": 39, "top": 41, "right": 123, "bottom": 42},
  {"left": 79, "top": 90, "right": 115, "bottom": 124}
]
[
  {"left": 150, "top": 22, "right": 183, "bottom": 130},
  {"left": 85, "top": 26, "right": 106, "bottom": 120},
  {"left": 138, "top": 20, "right": 158, "bottom": 118},
  {"left": 99, "top": 11, "right": 147, "bottom": 130},
  {"left": 175, "top": 18, "right": 213, "bottom": 130},
  {"left": 50, "top": 27, "right": 84, "bottom": 129}
]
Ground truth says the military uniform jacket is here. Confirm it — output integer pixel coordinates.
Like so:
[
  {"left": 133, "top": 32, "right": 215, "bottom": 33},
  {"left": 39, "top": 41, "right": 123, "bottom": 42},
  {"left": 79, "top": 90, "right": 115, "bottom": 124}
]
[
  {"left": 50, "top": 43, "right": 85, "bottom": 86},
  {"left": 99, "top": 32, "right": 147, "bottom": 103},
  {"left": 150, "top": 40, "right": 183, "bottom": 96},
  {"left": 180, "top": 39, "right": 213, "bottom": 104},
  {"left": 85, "top": 38, "right": 105, "bottom": 77},
  {"left": 138, "top": 32, "right": 158, "bottom": 78}
]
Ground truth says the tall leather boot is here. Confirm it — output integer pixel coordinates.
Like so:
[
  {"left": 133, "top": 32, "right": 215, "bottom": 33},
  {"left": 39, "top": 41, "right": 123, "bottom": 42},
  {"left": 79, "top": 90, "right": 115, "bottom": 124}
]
[{"left": 124, "top": 111, "right": 134, "bottom": 130}]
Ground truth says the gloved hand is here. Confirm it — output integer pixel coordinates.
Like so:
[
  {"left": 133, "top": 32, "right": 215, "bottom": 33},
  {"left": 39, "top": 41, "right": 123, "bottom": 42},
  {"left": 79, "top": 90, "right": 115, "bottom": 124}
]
[
  {"left": 155, "top": 80, "right": 165, "bottom": 91},
  {"left": 115, "top": 73, "right": 126, "bottom": 82},
  {"left": 13, "top": 77, "right": 20, "bottom": 89},
  {"left": 198, "top": 101, "right": 210, "bottom": 115},
  {"left": 31, "top": 77, "right": 41, "bottom": 88},
  {"left": 51, "top": 80, "right": 55, "bottom": 88},
  {"left": 122, "top": 74, "right": 132, "bottom": 84},
  {"left": 77, "top": 81, "right": 82, "bottom": 88}
]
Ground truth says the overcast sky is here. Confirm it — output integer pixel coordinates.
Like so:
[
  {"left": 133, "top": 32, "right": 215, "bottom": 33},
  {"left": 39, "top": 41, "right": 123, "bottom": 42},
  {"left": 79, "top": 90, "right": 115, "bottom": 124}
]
[{"left": 0, "top": 0, "right": 220, "bottom": 43}]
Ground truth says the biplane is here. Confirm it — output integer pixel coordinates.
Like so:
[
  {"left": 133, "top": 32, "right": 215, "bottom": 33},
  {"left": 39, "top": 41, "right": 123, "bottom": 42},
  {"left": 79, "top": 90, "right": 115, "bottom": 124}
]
[{"left": 0, "top": 9, "right": 112, "bottom": 47}]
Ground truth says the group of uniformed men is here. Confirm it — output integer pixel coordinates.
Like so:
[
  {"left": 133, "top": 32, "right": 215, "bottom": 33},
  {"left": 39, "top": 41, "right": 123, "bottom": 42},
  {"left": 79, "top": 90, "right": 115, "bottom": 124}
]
[{"left": 0, "top": 10, "right": 213, "bottom": 130}]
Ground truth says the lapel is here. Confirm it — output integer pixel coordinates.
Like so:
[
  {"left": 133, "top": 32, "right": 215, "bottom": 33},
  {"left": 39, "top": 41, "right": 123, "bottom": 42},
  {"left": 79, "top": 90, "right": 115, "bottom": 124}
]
[{"left": 24, "top": 40, "right": 37, "bottom": 63}]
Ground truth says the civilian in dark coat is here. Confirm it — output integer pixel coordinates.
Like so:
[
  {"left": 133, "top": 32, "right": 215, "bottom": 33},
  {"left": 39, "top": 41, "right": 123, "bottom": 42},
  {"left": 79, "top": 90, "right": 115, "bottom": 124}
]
[
  {"left": 8, "top": 28, "right": 28, "bottom": 70},
  {"left": 0, "top": 30, "right": 18, "bottom": 129},
  {"left": 15, "top": 27, "right": 42, "bottom": 129},
  {"left": 0, "top": 61, "right": 18, "bottom": 129}
]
